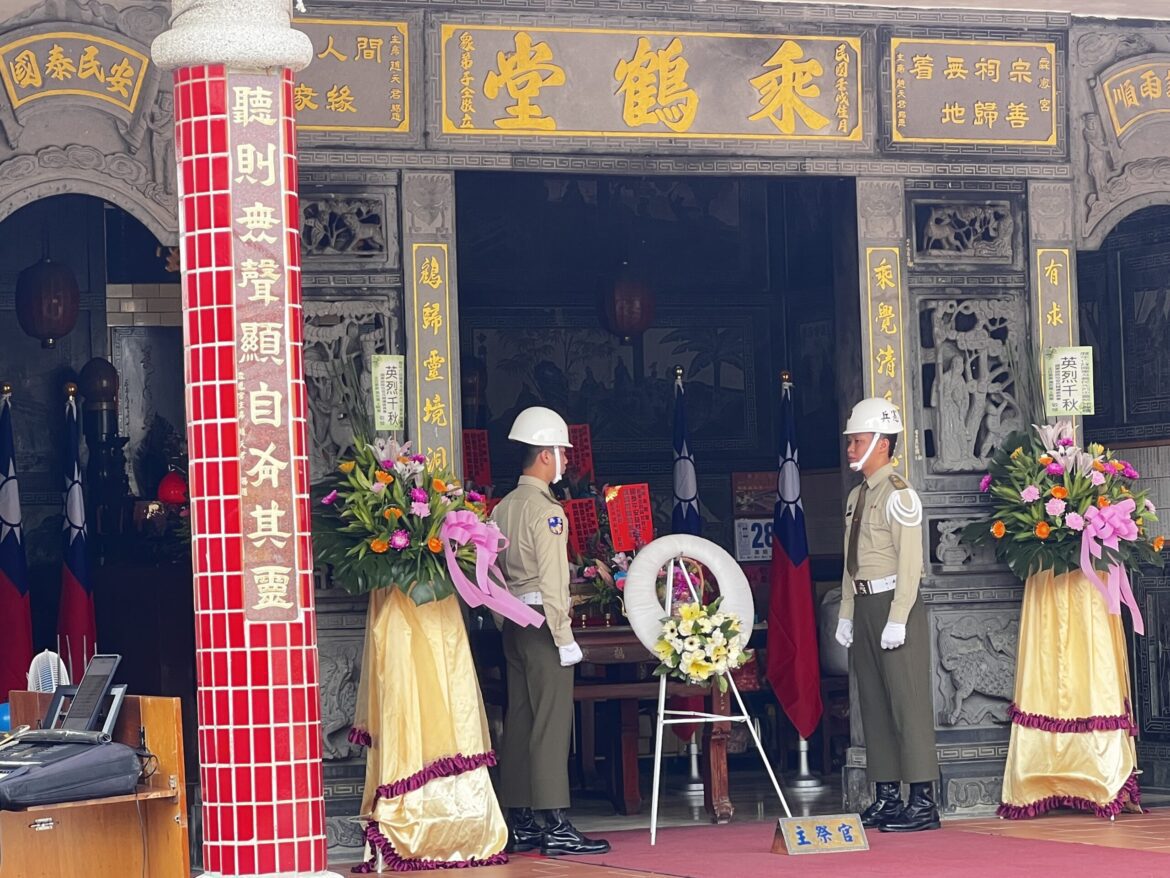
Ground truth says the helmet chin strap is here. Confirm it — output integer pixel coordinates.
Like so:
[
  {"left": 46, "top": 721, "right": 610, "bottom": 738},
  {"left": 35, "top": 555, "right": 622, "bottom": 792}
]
[
  {"left": 849, "top": 433, "right": 881, "bottom": 473},
  {"left": 553, "top": 447, "right": 564, "bottom": 483}
]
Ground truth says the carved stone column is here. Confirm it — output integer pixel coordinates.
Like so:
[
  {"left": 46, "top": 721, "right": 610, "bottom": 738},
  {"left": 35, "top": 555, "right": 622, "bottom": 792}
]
[
  {"left": 152, "top": 3, "right": 340, "bottom": 876},
  {"left": 401, "top": 172, "right": 463, "bottom": 475}
]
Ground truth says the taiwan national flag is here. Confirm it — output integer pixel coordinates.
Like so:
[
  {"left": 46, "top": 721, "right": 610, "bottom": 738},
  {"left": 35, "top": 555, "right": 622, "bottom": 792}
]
[
  {"left": 57, "top": 394, "right": 95, "bottom": 684},
  {"left": 765, "top": 379, "right": 823, "bottom": 740},
  {"left": 0, "top": 392, "right": 34, "bottom": 700},
  {"left": 670, "top": 372, "right": 705, "bottom": 740}
]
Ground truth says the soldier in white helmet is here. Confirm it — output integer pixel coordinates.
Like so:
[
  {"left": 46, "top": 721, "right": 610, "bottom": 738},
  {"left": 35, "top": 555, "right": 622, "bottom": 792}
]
[
  {"left": 490, "top": 407, "right": 610, "bottom": 857},
  {"left": 835, "top": 398, "right": 940, "bottom": 832}
]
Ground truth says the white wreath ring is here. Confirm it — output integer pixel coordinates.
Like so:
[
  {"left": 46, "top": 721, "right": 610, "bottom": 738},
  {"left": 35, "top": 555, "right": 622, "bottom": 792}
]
[{"left": 624, "top": 535, "right": 755, "bottom": 653}]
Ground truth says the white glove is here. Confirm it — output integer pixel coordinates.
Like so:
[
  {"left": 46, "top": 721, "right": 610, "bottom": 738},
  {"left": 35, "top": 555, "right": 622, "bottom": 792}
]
[
  {"left": 835, "top": 619, "right": 853, "bottom": 648},
  {"left": 881, "top": 622, "right": 907, "bottom": 650},
  {"left": 558, "top": 641, "right": 583, "bottom": 666}
]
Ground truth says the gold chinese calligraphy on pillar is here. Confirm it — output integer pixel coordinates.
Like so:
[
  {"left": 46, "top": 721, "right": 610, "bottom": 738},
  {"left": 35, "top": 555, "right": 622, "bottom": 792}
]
[
  {"left": 410, "top": 243, "right": 455, "bottom": 473},
  {"left": 865, "top": 246, "right": 910, "bottom": 479},
  {"left": 227, "top": 72, "right": 299, "bottom": 623},
  {"left": 1035, "top": 248, "right": 1074, "bottom": 352}
]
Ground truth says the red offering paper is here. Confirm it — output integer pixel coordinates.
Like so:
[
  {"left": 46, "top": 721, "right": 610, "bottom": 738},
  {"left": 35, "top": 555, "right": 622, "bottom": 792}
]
[
  {"left": 462, "top": 429, "right": 492, "bottom": 487},
  {"left": 563, "top": 498, "right": 600, "bottom": 557},
  {"left": 565, "top": 424, "right": 595, "bottom": 482},
  {"left": 605, "top": 483, "right": 654, "bottom": 552}
]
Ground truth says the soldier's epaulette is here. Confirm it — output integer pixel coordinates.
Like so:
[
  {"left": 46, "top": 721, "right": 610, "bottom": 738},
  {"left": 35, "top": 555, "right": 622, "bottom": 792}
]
[{"left": 888, "top": 473, "right": 909, "bottom": 491}]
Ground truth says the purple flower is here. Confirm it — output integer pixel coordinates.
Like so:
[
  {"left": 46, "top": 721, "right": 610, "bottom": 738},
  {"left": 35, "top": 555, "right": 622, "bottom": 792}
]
[
  {"left": 1020, "top": 485, "right": 1041, "bottom": 503},
  {"left": 979, "top": 474, "right": 992, "bottom": 493},
  {"left": 411, "top": 501, "right": 430, "bottom": 518},
  {"left": 1057, "top": 437, "right": 1075, "bottom": 448},
  {"left": 381, "top": 459, "right": 395, "bottom": 470},
  {"left": 1123, "top": 465, "right": 1140, "bottom": 480},
  {"left": 1046, "top": 462, "right": 1065, "bottom": 476},
  {"left": 1091, "top": 471, "right": 1107, "bottom": 487},
  {"left": 371, "top": 481, "right": 387, "bottom": 495},
  {"left": 584, "top": 565, "right": 599, "bottom": 579},
  {"left": 1146, "top": 499, "right": 1158, "bottom": 514},
  {"left": 411, "top": 454, "right": 427, "bottom": 464},
  {"left": 321, "top": 490, "right": 338, "bottom": 505},
  {"left": 1065, "top": 512, "right": 1085, "bottom": 532},
  {"left": 410, "top": 487, "right": 428, "bottom": 503},
  {"left": 389, "top": 529, "right": 410, "bottom": 551},
  {"left": 468, "top": 490, "right": 485, "bottom": 503},
  {"left": 1045, "top": 498, "right": 1067, "bottom": 517}
]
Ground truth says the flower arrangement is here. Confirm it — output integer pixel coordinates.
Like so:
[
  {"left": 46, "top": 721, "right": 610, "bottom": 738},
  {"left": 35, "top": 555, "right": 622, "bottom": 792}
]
[
  {"left": 312, "top": 434, "right": 491, "bottom": 603},
  {"left": 962, "top": 422, "right": 1164, "bottom": 582},
  {"left": 651, "top": 598, "right": 751, "bottom": 693}
]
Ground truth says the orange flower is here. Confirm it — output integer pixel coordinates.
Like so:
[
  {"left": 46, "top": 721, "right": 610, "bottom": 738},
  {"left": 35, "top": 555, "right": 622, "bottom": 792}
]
[
  {"left": 991, "top": 520, "right": 1007, "bottom": 539},
  {"left": 1092, "top": 460, "right": 1106, "bottom": 472},
  {"left": 427, "top": 536, "right": 443, "bottom": 553},
  {"left": 1050, "top": 486, "right": 1069, "bottom": 500},
  {"left": 1111, "top": 460, "right": 1126, "bottom": 472},
  {"left": 432, "top": 478, "right": 447, "bottom": 493},
  {"left": 375, "top": 471, "right": 394, "bottom": 484},
  {"left": 1038, "top": 455, "right": 1053, "bottom": 466},
  {"left": 1034, "top": 521, "right": 1051, "bottom": 540},
  {"left": 383, "top": 507, "right": 403, "bottom": 520},
  {"left": 1097, "top": 496, "right": 1111, "bottom": 508},
  {"left": 339, "top": 461, "right": 356, "bottom": 473},
  {"left": 370, "top": 538, "right": 390, "bottom": 554},
  {"left": 1154, "top": 536, "right": 1166, "bottom": 552}
]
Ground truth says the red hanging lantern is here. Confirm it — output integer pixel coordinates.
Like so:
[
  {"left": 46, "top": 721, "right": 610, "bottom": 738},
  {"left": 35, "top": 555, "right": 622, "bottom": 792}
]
[
  {"left": 602, "top": 264, "right": 655, "bottom": 343},
  {"left": 15, "top": 257, "right": 80, "bottom": 349},
  {"left": 158, "top": 471, "right": 188, "bottom": 505}
]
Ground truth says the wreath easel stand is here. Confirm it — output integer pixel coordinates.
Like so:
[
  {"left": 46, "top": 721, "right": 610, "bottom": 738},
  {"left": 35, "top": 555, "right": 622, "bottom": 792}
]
[{"left": 624, "top": 534, "right": 794, "bottom": 844}]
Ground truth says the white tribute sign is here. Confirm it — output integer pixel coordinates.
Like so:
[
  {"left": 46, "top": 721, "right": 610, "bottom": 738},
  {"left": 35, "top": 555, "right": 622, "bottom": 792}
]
[{"left": 371, "top": 354, "right": 405, "bottom": 431}]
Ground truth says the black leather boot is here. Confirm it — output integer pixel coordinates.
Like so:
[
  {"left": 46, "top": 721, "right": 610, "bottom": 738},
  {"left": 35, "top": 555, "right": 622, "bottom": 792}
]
[
  {"left": 860, "top": 781, "right": 904, "bottom": 828},
  {"left": 506, "top": 807, "right": 543, "bottom": 853},
  {"left": 879, "top": 782, "right": 941, "bottom": 832},
  {"left": 539, "top": 809, "right": 611, "bottom": 856}
]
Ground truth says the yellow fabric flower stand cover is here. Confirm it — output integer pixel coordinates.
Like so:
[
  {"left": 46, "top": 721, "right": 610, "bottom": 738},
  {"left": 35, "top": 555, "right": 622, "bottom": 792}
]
[
  {"left": 998, "top": 570, "right": 1141, "bottom": 819},
  {"left": 349, "top": 588, "right": 508, "bottom": 870}
]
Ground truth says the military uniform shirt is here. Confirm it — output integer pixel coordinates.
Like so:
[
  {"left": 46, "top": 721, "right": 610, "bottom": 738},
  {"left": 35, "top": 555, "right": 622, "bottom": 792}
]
[
  {"left": 491, "top": 475, "right": 574, "bottom": 648},
  {"left": 839, "top": 463, "right": 924, "bottom": 626}
]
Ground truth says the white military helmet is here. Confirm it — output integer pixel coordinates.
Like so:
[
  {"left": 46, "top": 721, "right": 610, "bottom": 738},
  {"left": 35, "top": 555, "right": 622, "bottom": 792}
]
[
  {"left": 843, "top": 398, "right": 904, "bottom": 436},
  {"left": 508, "top": 406, "right": 573, "bottom": 448}
]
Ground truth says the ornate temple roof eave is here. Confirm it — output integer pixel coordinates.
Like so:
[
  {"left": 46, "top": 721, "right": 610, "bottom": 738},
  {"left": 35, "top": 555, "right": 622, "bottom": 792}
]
[{"left": 151, "top": 0, "right": 313, "bottom": 72}]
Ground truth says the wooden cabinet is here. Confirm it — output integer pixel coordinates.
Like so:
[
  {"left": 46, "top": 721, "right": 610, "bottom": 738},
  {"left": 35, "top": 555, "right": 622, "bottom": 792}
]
[{"left": 0, "top": 692, "right": 189, "bottom": 878}]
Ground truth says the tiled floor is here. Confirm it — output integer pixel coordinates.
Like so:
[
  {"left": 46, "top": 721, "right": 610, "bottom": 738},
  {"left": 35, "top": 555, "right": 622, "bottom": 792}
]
[{"left": 955, "top": 809, "right": 1170, "bottom": 853}]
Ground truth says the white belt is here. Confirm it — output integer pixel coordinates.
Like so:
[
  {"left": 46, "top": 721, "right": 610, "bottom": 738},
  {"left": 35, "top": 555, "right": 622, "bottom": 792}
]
[
  {"left": 853, "top": 575, "right": 896, "bottom": 596},
  {"left": 518, "top": 592, "right": 543, "bottom": 606}
]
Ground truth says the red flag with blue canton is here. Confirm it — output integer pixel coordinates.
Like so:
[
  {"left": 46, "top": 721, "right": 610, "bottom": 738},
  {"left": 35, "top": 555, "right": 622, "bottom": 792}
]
[
  {"left": 765, "top": 379, "right": 823, "bottom": 740},
  {"left": 670, "top": 373, "right": 705, "bottom": 739},
  {"left": 0, "top": 392, "right": 34, "bottom": 700},
  {"left": 57, "top": 393, "right": 95, "bottom": 683}
]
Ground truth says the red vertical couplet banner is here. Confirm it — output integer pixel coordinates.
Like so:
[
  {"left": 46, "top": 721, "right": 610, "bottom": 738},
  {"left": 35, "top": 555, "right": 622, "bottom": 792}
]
[
  {"left": 562, "top": 497, "right": 600, "bottom": 557},
  {"left": 566, "top": 424, "right": 595, "bottom": 482},
  {"left": 173, "top": 65, "right": 327, "bottom": 876},
  {"left": 605, "top": 483, "right": 654, "bottom": 553},
  {"left": 462, "top": 428, "right": 492, "bottom": 488}
]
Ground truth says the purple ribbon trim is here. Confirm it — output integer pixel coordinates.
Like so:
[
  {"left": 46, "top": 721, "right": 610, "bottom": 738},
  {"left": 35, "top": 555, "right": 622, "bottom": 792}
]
[
  {"left": 351, "top": 823, "right": 508, "bottom": 873},
  {"left": 1008, "top": 701, "right": 1136, "bottom": 735},
  {"left": 997, "top": 772, "right": 1142, "bottom": 820},
  {"left": 373, "top": 751, "right": 498, "bottom": 803},
  {"left": 348, "top": 727, "right": 372, "bottom": 748}
]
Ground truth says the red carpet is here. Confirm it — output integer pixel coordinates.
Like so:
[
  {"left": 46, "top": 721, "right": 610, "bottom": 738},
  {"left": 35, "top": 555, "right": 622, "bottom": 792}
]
[{"left": 574, "top": 821, "right": 1170, "bottom": 877}]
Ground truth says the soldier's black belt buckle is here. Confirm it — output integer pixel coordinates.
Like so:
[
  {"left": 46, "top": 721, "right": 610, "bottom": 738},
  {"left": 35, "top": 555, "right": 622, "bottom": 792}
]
[{"left": 853, "top": 580, "right": 871, "bottom": 596}]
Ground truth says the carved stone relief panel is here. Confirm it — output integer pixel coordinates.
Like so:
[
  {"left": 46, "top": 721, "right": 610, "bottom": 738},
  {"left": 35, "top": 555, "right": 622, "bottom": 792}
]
[
  {"left": 932, "top": 609, "right": 1019, "bottom": 730},
  {"left": 930, "top": 516, "right": 998, "bottom": 573},
  {"left": 1028, "top": 180, "right": 1075, "bottom": 244},
  {"left": 920, "top": 294, "right": 1028, "bottom": 476},
  {"left": 304, "top": 296, "right": 401, "bottom": 484},
  {"left": 403, "top": 172, "right": 454, "bottom": 238},
  {"left": 319, "top": 637, "right": 363, "bottom": 762},
  {"left": 857, "top": 178, "right": 905, "bottom": 241},
  {"left": 943, "top": 776, "right": 1003, "bottom": 815},
  {"left": 300, "top": 187, "right": 399, "bottom": 270},
  {"left": 909, "top": 198, "right": 1021, "bottom": 269}
]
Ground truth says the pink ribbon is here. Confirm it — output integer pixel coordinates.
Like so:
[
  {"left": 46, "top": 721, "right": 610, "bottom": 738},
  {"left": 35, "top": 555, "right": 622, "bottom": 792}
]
[
  {"left": 1079, "top": 498, "right": 1144, "bottom": 635},
  {"left": 439, "top": 510, "right": 544, "bottom": 628}
]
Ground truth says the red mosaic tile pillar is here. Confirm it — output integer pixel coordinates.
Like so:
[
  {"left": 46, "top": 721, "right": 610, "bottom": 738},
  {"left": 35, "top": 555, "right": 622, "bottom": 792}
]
[{"left": 171, "top": 65, "right": 333, "bottom": 877}]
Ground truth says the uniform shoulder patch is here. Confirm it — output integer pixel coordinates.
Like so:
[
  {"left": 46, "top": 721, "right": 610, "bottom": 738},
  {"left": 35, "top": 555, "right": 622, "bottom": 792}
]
[
  {"left": 888, "top": 473, "right": 909, "bottom": 491},
  {"left": 547, "top": 515, "right": 565, "bottom": 535}
]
